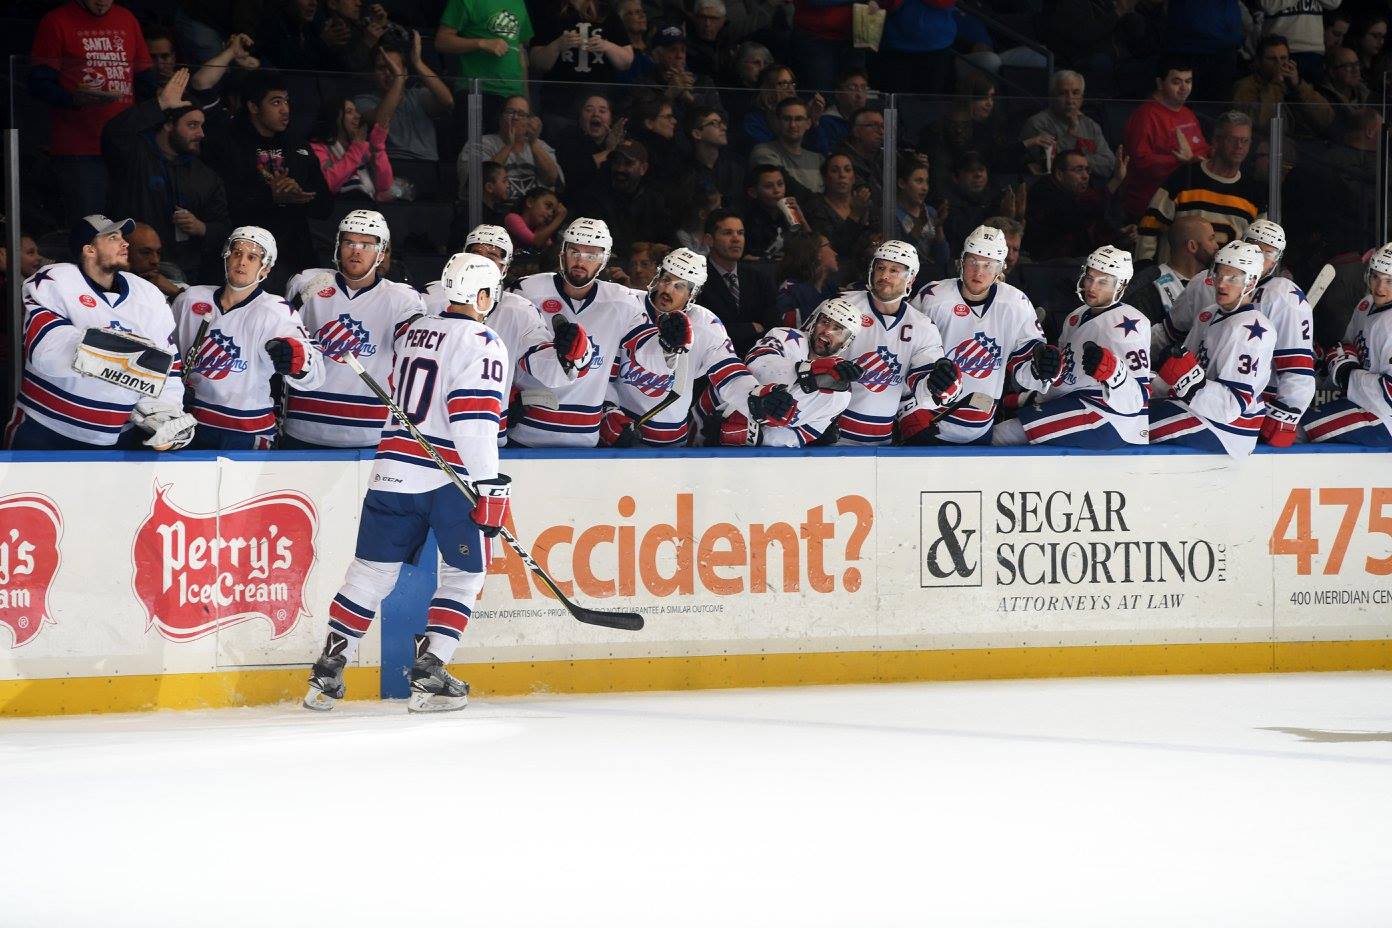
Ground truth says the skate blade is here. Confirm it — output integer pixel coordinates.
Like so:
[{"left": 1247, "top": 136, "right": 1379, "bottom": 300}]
[
  {"left": 303, "top": 685, "right": 340, "bottom": 711},
  {"left": 407, "top": 691, "right": 469, "bottom": 713}
]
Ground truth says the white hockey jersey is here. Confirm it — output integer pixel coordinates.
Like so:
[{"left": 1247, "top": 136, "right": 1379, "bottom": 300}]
[
  {"left": 370, "top": 312, "right": 505, "bottom": 495},
  {"left": 1162, "top": 303, "right": 1277, "bottom": 456},
  {"left": 172, "top": 286, "right": 324, "bottom": 438},
  {"left": 424, "top": 280, "right": 585, "bottom": 445},
  {"left": 744, "top": 327, "right": 853, "bottom": 446},
  {"left": 284, "top": 270, "right": 426, "bottom": 447},
  {"left": 831, "top": 291, "right": 948, "bottom": 445},
  {"left": 507, "top": 274, "right": 663, "bottom": 447},
  {"left": 18, "top": 263, "right": 185, "bottom": 446},
  {"left": 613, "top": 299, "right": 756, "bottom": 446},
  {"left": 1043, "top": 302, "right": 1152, "bottom": 444},
  {"left": 1156, "top": 271, "right": 1314, "bottom": 414},
  {"left": 914, "top": 279, "right": 1050, "bottom": 444},
  {"left": 1340, "top": 297, "right": 1392, "bottom": 425}
]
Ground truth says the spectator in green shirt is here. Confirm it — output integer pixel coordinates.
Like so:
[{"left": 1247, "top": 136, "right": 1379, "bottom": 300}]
[{"left": 435, "top": 0, "right": 532, "bottom": 98}]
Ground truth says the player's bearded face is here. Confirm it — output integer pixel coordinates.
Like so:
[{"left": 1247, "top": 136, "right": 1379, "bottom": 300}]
[
  {"left": 870, "top": 259, "right": 908, "bottom": 302},
  {"left": 339, "top": 234, "right": 380, "bottom": 279},
  {"left": 226, "top": 242, "right": 266, "bottom": 288},
  {"left": 92, "top": 232, "right": 129, "bottom": 273},
  {"left": 563, "top": 244, "right": 604, "bottom": 287},
  {"left": 811, "top": 317, "right": 850, "bottom": 357},
  {"left": 1370, "top": 270, "right": 1392, "bottom": 303},
  {"left": 650, "top": 272, "right": 692, "bottom": 312}
]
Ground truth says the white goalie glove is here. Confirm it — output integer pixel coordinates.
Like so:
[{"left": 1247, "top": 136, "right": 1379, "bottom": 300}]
[
  {"left": 72, "top": 327, "right": 174, "bottom": 398},
  {"left": 130, "top": 399, "right": 197, "bottom": 451}
]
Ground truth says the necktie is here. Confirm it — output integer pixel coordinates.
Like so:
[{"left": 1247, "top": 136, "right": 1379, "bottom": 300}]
[{"left": 726, "top": 271, "right": 740, "bottom": 302}]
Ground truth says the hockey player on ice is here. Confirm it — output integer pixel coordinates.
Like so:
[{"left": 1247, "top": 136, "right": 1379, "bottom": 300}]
[
  {"left": 1148, "top": 240, "right": 1276, "bottom": 456},
  {"left": 9, "top": 214, "right": 194, "bottom": 451},
  {"left": 172, "top": 226, "right": 325, "bottom": 449},
  {"left": 305, "top": 253, "right": 510, "bottom": 713},
  {"left": 992, "top": 246, "right": 1151, "bottom": 448},
  {"left": 739, "top": 297, "right": 865, "bottom": 446},
  {"left": 1303, "top": 242, "right": 1392, "bottom": 447},
  {"left": 609, "top": 247, "right": 799, "bottom": 446},
  {"left": 282, "top": 209, "right": 427, "bottom": 449},
  {"left": 1152, "top": 219, "right": 1314, "bottom": 447},
  {"left": 824, "top": 240, "right": 958, "bottom": 445},
  {"left": 914, "top": 225, "right": 1060, "bottom": 445},
  {"left": 424, "top": 225, "right": 593, "bottom": 445},
  {"left": 510, "top": 218, "right": 667, "bottom": 447}
]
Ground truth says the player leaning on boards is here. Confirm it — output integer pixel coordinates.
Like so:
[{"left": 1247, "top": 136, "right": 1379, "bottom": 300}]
[
  {"left": 1148, "top": 240, "right": 1276, "bottom": 456},
  {"left": 1152, "top": 219, "right": 1315, "bottom": 447},
  {"left": 914, "top": 225, "right": 1060, "bottom": 445},
  {"left": 992, "top": 246, "right": 1152, "bottom": 448},
  {"left": 1303, "top": 243, "right": 1392, "bottom": 447},
  {"left": 738, "top": 297, "right": 865, "bottom": 447},
  {"left": 509, "top": 218, "right": 666, "bottom": 447},
  {"left": 172, "top": 227, "right": 324, "bottom": 449},
  {"left": 306, "top": 253, "right": 510, "bottom": 714},
  {"left": 819, "top": 240, "right": 959, "bottom": 446},
  {"left": 614, "top": 248, "right": 798, "bottom": 447},
  {"left": 424, "top": 224, "right": 593, "bottom": 446},
  {"left": 8, "top": 215, "right": 194, "bottom": 452},
  {"left": 282, "top": 209, "right": 427, "bottom": 450}
]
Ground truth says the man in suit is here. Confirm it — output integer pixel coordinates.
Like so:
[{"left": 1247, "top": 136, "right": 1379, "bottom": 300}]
[{"left": 700, "top": 207, "right": 780, "bottom": 357}]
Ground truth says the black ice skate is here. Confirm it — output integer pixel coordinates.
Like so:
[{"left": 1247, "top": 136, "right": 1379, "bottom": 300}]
[
  {"left": 407, "top": 634, "right": 469, "bottom": 713},
  {"left": 304, "top": 632, "right": 349, "bottom": 711}
]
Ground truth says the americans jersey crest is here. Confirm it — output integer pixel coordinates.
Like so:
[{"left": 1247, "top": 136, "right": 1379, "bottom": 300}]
[
  {"left": 193, "top": 330, "right": 249, "bottom": 380},
  {"left": 316, "top": 313, "right": 377, "bottom": 360},
  {"left": 852, "top": 346, "right": 903, "bottom": 393},
  {"left": 952, "top": 333, "right": 1003, "bottom": 378}
]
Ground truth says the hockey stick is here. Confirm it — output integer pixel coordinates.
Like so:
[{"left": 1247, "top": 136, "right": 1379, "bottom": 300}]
[
  {"left": 344, "top": 352, "right": 645, "bottom": 632},
  {"left": 1306, "top": 263, "right": 1335, "bottom": 309},
  {"left": 634, "top": 348, "right": 690, "bottom": 431}
]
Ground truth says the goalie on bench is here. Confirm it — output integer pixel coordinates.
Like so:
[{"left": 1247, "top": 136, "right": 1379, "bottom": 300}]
[
  {"left": 8, "top": 214, "right": 192, "bottom": 451},
  {"left": 306, "top": 252, "right": 509, "bottom": 714},
  {"left": 992, "top": 246, "right": 1152, "bottom": 448}
]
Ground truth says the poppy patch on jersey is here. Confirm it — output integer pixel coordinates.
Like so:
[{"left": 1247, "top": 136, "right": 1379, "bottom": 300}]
[
  {"left": 860, "top": 314, "right": 873, "bottom": 327},
  {"left": 542, "top": 299, "right": 563, "bottom": 314},
  {"left": 192, "top": 301, "right": 213, "bottom": 316},
  {"left": 1198, "top": 311, "right": 1213, "bottom": 323},
  {"left": 954, "top": 303, "right": 970, "bottom": 317},
  {"left": 318, "top": 286, "right": 337, "bottom": 298},
  {"left": 79, "top": 294, "right": 97, "bottom": 308}
]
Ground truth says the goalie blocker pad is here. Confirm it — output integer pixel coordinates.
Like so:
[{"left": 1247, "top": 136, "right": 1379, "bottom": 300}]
[{"left": 72, "top": 328, "right": 174, "bottom": 398}]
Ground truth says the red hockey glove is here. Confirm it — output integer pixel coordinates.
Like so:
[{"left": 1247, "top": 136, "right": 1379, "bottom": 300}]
[
  {"left": 897, "top": 394, "right": 938, "bottom": 446},
  {"left": 265, "top": 338, "right": 310, "bottom": 378},
  {"left": 795, "top": 357, "right": 863, "bottom": 393},
  {"left": 1082, "top": 340, "right": 1121, "bottom": 387},
  {"left": 747, "top": 384, "right": 797, "bottom": 427},
  {"left": 470, "top": 475, "right": 512, "bottom": 538},
  {"left": 1322, "top": 342, "right": 1360, "bottom": 392},
  {"left": 1260, "top": 399, "right": 1300, "bottom": 447},
  {"left": 551, "top": 317, "right": 592, "bottom": 373},
  {"left": 1158, "top": 347, "right": 1205, "bottom": 403},
  {"left": 599, "top": 407, "right": 637, "bottom": 447},
  {"left": 719, "top": 411, "right": 755, "bottom": 445}
]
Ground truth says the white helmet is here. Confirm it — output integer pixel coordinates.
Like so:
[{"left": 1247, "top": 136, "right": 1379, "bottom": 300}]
[
  {"left": 1076, "top": 245, "right": 1133, "bottom": 305},
  {"left": 439, "top": 252, "right": 502, "bottom": 315},
  {"left": 868, "top": 239, "right": 920, "bottom": 300},
  {"left": 335, "top": 209, "right": 389, "bottom": 280},
  {"left": 1365, "top": 242, "right": 1392, "bottom": 290},
  {"left": 558, "top": 217, "right": 613, "bottom": 282},
  {"left": 465, "top": 224, "right": 515, "bottom": 274},
  {"left": 1213, "top": 240, "right": 1265, "bottom": 301},
  {"left": 962, "top": 225, "right": 1009, "bottom": 264},
  {"left": 805, "top": 297, "right": 862, "bottom": 355},
  {"left": 651, "top": 247, "right": 708, "bottom": 298},
  {"left": 222, "top": 225, "right": 277, "bottom": 290},
  {"left": 1243, "top": 219, "right": 1285, "bottom": 271}
]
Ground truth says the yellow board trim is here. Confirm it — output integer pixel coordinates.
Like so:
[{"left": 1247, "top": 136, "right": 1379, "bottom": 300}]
[{"left": 2, "top": 641, "right": 1389, "bottom": 717}]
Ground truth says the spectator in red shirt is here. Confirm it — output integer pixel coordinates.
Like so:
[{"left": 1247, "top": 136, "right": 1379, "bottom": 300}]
[
  {"left": 791, "top": 1, "right": 869, "bottom": 94},
  {"left": 29, "top": 0, "right": 156, "bottom": 227},
  {"left": 1119, "top": 58, "right": 1210, "bottom": 221}
]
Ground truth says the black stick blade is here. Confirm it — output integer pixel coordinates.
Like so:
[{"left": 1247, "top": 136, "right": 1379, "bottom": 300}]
[{"left": 572, "top": 607, "right": 645, "bottom": 631}]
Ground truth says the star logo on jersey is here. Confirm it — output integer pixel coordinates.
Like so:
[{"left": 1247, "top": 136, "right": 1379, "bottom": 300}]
[
  {"left": 192, "top": 330, "right": 249, "bottom": 380},
  {"left": 315, "top": 313, "right": 376, "bottom": 360},
  {"left": 477, "top": 329, "right": 498, "bottom": 345},
  {"left": 1116, "top": 316, "right": 1141, "bottom": 336},
  {"left": 108, "top": 320, "right": 133, "bottom": 333},
  {"left": 851, "top": 346, "right": 902, "bottom": 393},
  {"left": 27, "top": 268, "right": 53, "bottom": 289},
  {"left": 1244, "top": 319, "right": 1268, "bottom": 340},
  {"left": 950, "top": 334, "right": 1002, "bottom": 379},
  {"left": 783, "top": 330, "right": 803, "bottom": 343}
]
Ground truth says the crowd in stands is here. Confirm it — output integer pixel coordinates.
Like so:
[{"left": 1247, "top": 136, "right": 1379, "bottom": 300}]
[{"left": 6, "top": 0, "right": 1392, "bottom": 455}]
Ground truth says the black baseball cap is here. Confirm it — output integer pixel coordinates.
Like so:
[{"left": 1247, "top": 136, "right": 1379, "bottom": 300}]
[{"left": 70, "top": 214, "right": 135, "bottom": 253}]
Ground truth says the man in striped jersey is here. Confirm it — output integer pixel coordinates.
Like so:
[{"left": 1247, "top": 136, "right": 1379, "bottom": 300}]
[{"left": 306, "top": 253, "right": 508, "bottom": 714}]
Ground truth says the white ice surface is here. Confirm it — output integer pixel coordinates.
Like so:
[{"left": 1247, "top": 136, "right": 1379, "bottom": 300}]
[{"left": 2, "top": 672, "right": 1390, "bottom": 927}]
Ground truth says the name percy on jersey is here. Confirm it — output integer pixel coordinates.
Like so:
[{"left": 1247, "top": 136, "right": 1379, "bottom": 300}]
[{"left": 924, "top": 489, "right": 1229, "bottom": 588}]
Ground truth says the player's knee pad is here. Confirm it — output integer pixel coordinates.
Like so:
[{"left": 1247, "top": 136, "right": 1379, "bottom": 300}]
[
  {"left": 991, "top": 418, "right": 1027, "bottom": 446},
  {"left": 435, "top": 562, "right": 486, "bottom": 605},
  {"left": 340, "top": 558, "right": 404, "bottom": 609}
]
